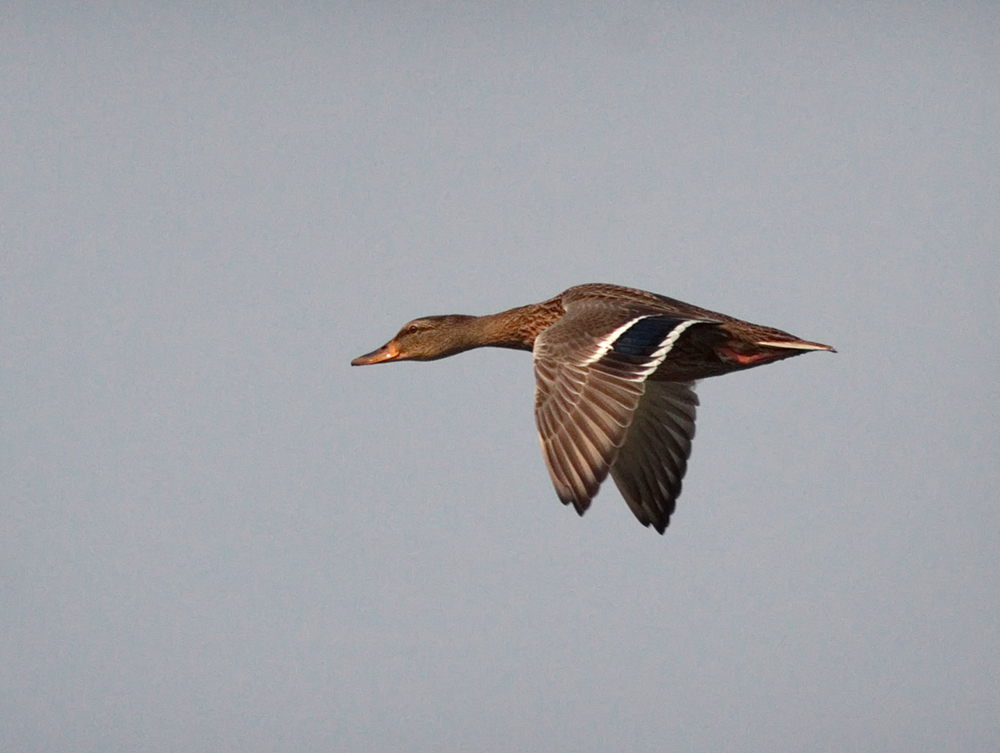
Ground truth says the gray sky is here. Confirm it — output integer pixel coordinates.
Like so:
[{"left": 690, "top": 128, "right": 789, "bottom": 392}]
[{"left": 2, "top": 2, "right": 998, "bottom": 751}]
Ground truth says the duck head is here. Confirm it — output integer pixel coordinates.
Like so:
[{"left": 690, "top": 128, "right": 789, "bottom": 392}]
[{"left": 351, "top": 315, "right": 480, "bottom": 365}]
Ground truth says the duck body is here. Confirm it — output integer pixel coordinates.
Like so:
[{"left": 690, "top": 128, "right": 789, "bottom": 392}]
[{"left": 352, "top": 283, "right": 833, "bottom": 534}]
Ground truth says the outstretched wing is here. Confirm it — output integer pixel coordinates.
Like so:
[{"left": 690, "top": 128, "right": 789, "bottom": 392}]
[
  {"left": 533, "top": 299, "right": 703, "bottom": 518},
  {"left": 609, "top": 381, "right": 698, "bottom": 533}
]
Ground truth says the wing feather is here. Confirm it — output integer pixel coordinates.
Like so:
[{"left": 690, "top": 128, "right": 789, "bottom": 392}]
[
  {"left": 610, "top": 381, "right": 698, "bottom": 533},
  {"left": 534, "top": 299, "right": 705, "bottom": 522}
]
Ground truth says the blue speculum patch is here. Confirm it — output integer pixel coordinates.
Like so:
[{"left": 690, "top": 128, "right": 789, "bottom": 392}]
[{"left": 610, "top": 316, "right": 688, "bottom": 357}]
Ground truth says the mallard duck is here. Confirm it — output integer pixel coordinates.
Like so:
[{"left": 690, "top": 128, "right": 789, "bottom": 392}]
[{"left": 352, "top": 283, "right": 833, "bottom": 533}]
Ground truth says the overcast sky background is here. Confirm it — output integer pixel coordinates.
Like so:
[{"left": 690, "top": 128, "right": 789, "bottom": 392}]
[{"left": 2, "top": 2, "right": 998, "bottom": 751}]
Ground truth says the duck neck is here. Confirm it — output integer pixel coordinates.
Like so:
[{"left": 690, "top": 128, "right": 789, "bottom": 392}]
[{"left": 473, "top": 298, "right": 565, "bottom": 352}]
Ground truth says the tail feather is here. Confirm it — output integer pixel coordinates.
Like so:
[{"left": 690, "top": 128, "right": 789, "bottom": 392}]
[{"left": 755, "top": 339, "right": 836, "bottom": 353}]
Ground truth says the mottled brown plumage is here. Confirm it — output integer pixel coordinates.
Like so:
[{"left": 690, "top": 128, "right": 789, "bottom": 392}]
[{"left": 352, "top": 283, "right": 833, "bottom": 533}]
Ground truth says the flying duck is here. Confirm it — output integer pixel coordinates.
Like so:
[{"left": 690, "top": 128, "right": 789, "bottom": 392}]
[{"left": 352, "top": 283, "right": 833, "bottom": 533}]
